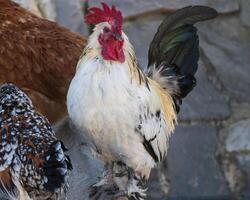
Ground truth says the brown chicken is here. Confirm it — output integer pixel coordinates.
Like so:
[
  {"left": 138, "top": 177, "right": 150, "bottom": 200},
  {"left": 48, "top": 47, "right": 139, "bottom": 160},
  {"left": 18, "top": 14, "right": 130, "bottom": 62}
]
[{"left": 0, "top": 0, "right": 87, "bottom": 123}]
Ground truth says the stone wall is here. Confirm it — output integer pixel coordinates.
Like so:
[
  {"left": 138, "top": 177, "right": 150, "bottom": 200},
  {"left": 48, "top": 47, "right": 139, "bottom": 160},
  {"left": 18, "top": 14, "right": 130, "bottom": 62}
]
[
  {"left": 13, "top": 0, "right": 56, "bottom": 20},
  {"left": 15, "top": 0, "right": 250, "bottom": 199}
]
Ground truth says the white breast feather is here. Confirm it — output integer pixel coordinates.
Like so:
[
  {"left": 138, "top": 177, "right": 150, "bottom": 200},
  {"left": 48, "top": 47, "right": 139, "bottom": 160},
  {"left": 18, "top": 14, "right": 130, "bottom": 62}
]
[{"left": 67, "top": 57, "right": 169, "bottom": 172}]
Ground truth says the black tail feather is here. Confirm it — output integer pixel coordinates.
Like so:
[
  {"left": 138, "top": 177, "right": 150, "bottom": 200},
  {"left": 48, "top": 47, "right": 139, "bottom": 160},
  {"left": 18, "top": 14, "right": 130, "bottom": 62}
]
[
  {"left": 147, "top": 6, "right": 217, "bottom": 113},
  {"left": 43, "top": 141, "right": 72, "bottom": 192}
]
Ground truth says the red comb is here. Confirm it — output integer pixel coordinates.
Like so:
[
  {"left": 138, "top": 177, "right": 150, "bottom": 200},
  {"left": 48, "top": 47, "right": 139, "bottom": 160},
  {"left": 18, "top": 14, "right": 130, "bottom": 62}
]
[{"left": 85, "top": 2, "right": 123, "bottom": 33}]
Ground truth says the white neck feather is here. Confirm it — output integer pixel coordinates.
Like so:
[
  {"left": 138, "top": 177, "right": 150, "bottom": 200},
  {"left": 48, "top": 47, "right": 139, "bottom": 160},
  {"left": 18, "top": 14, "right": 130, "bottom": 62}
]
[{"left": 77, "top": 22, "right": 138, "bottom": 72}]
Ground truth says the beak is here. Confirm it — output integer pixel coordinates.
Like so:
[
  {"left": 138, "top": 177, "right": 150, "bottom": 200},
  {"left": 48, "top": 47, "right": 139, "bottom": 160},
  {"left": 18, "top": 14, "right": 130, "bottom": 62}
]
[{"left": 112, "top": 32, "right": 123, "bottom": 41}]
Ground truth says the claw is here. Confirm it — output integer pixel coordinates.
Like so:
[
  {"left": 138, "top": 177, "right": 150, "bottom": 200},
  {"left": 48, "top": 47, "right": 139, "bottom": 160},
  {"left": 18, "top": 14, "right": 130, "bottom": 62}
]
[{"left": 89, "top": 162, "right": 147, "bottom": 200}]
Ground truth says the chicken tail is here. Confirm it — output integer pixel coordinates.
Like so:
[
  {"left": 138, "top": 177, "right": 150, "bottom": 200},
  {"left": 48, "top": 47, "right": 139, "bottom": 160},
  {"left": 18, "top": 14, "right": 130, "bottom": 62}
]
[
  {"left": 147, "top": 6, "right": 217, "bottom": 113},
  {"left": 43, "top": 141, "right": 72, "bottom": 193}
]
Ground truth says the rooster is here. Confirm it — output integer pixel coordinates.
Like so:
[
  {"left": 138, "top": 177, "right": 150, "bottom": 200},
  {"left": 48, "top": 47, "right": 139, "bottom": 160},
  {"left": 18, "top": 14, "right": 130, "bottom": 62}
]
[
  {"left": 0, "top": 0, "right": 86, "bottom": 123},
  {"left": 67, "top": 3, "right": 217, "bottom": 199},
  {"left": 0, "top": 83, "right": 72, "bottom": 200}
]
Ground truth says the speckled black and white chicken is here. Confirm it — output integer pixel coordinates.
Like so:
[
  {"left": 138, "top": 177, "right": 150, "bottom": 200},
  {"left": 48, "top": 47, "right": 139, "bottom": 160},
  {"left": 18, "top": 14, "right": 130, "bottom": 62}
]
[{"left": 0, "top": 83, "right": 72, "bottom": 200}]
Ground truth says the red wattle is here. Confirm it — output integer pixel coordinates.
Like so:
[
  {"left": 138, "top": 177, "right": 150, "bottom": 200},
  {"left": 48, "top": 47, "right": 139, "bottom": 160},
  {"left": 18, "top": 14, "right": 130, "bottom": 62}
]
[{"left": 99, "top": 34, "right": 125, "bottom": 63}]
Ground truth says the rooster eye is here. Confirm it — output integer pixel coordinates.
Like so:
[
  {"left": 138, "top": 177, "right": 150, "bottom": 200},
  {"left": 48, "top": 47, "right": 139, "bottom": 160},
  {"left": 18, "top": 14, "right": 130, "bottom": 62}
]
[{"left": 103, "top": 27, "right": 110, "bottom": 33}]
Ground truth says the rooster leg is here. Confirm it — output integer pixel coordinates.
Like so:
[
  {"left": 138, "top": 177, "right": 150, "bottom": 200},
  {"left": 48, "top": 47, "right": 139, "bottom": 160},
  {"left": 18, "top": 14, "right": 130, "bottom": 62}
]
[
  {"left": 89, "top": 163, "right": 120, "bottom": 199},
  {"left": 125, "top": 169, "right": 147, "bottom": 200},
  {"left": 89, "top": 162, "right": 147, "bottom": 200},
  {"left": 112, "top": 165, "right": 147, "bottom": 200},
  {"left": 113, "top": 162, "right": 129, "bottom": 179}
]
